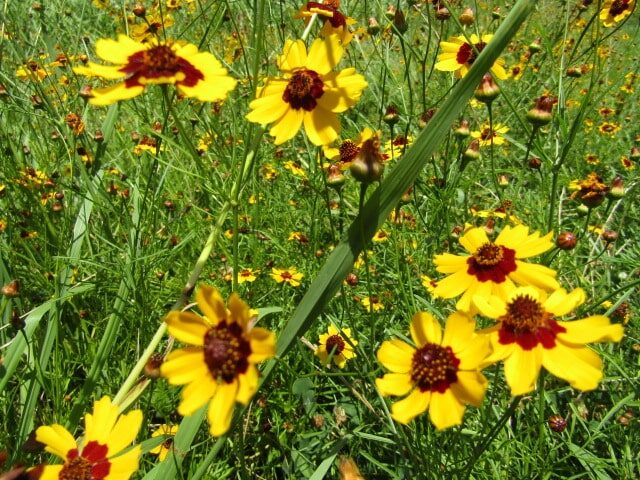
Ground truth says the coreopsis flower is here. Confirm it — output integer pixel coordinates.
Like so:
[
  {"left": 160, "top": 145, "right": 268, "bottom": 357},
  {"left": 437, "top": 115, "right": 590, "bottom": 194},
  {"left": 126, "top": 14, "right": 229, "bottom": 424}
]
[
  {"left": 323, "top": 128, "right": 383, "bottom": 169},
  {"left": 597, "top": 121, "right": 621, "bottom": 136},
  {"left": 383, "top": 135, "right": 413, "bottom": 159},
  {"left": 149, "top": 424, "right": 178, "bottom": 461},
  {"left": 376, "top": 311, "right": 490, "bottom": 429},
  {"left": 73, "top": 35, "right": 237, "bottom": 105},
  {"left": 569, "top": 172, "right": 610, "bottom": 208},
  {"left": 271, "top": 267, "right": 304, "bottom": 287},
  {"left": 31, "top": 396, "right": 143, "bottom": 479},
  {"left": 433, "top": 225, "right": 559, "bottom": 312},
  {"left": 600, "top": 0, "right": 635, "bottom": 27},
  {"left": 160, "top": 285, "right": 276, "bottom": 436},
  {"left": 474, "top": 286, "right": 624, "bottom": 395},
  {"left": 372, "top": 229, "right": 389, "bottom": 242},
  {"left": 420, "top": 275, "right": 439, "bottom": 298},
  {"left": 237, "top": 268, "right": 259, "bottom": 283},
  {"left": 316, "top": 324, "right": 357, "bottom": 368},
  {"left": 470, "top": 122, "right": 510, "bottom": 147},
  {"left": 130, "top": 13, "right": 175, "bottom": 43},
  {"left": 360, "top": 295, "right": 384, "bottom": 312},
  {"left": 246, "top": 35, "right": 367, "bottom": 145},
  {"left": 435, "top": 34, "right": 508, "bottom": 80},
  {"left": 296, "top": 1, "right": 356, "bottom": 45}
]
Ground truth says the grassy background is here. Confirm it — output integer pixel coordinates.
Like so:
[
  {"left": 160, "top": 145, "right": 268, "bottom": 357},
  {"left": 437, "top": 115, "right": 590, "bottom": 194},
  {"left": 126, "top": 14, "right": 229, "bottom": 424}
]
[{"left": 1, "top": 0, "right": 638, "bottom": 478}]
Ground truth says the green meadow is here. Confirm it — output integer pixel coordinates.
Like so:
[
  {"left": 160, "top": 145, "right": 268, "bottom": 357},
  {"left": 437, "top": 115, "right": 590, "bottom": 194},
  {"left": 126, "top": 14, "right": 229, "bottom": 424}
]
[{"left": 0, "top": 0, "right": 638, "bottom": 478}]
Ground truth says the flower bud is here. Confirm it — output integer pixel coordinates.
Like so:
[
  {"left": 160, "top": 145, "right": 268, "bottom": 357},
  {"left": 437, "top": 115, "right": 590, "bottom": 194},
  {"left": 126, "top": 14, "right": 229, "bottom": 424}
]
[
  {"left": 349, "top": 134, "right": 385, "bottom": 183},
  {"left": 459, "top": 7, "right": 475, "bottom": 26},
  {"left": 463, "top": 139, "right": 480, "bottom": 161},
  {"left": 556, "top": 232, "right": 577, "bottom": 250},
  {"left": 548, "top": 414, "right": 567, "bottom": 433},
  {"left": 528, "top": 157, "right": 542, "bottom": 169},
  {"left": 576, "top": 204, "right": 590, "bottom": 216},
  {"left": 132, "top": 3, "right": 146, "bottom": 17},
  {"left": 527, "top": 95, "right": 556, "bottom": 126},
  {"left": 144, "top": 353, "right": 163, "bottom": 379},
  {"left": 474, "top": 74, "right": 500, "bottom": 104},
  {"left": 454, "top": 120, "right": 470, "bottom": 138},
  {"left": 498, "top": 174, "right": 509, "bottom": 187},
  {"left": 11, "top": 310, "right": 25, "bottom": 331},
  {"left": 327, "top": 164, "right": 346, "bottom": 188},
  {"left": 2, "top": 280, "right": 20, "bottom": 298},
  {"left": 601, "top": 229, "right": 618, "bottom": 243},
  {"left": 385, "top": 5, "right": 396, "bottom": 21},
  {"left": 393, "top": 8, "right": 408, "bottom": 34},
  {"left": 609, "top": 176, "right": 625, "bottom": 198},
  {"left": 367, "top": 17, "right": 381, "bottom": 35},
  {"left": 383, "top": 105, "right": 400, "bottom": 126},
  {"left": 491, "top": 7, "right": 501, "bottom": 19},
  {"left": 79, "top": 85, "right": 93, "bottom": 99},
  {"left": 345, "top": 273, "right": 359, "bottom": 286},
  {"left": 435, "top": 7, "right": 450, "bottom": 20},
  {"left": 529, "top": 38, "right": 542, "bottom": 54},
  {"left": 630, "top": 146, "right": 640, "bottom": 160},
  {"left": 566, "top": 67, "right": 582, "bottom": 78}
]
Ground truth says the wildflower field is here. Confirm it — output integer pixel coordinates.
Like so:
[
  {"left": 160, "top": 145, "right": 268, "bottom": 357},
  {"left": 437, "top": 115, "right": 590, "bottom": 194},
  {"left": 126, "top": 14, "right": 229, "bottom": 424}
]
[{"left": 1, "top": 0, "right": 639, "bottom": 478}]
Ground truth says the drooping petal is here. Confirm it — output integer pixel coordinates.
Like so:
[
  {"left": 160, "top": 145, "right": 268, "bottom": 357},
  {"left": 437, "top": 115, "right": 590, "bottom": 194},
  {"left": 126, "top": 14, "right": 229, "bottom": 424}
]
[
  {"left": 236, "top": 366, "right": 259, "bottom": 405},
  {"left": 269, "top": 107, "right": 304, "bottom": 145},
  {"left": 208, "top": 381, "right": 239, "bottom": 436},
  {"left": 390, "top": 389, "right": 430, "bottom": 424},
  {"left": 161, "top": 347, "right": 209, "bottom": 385},
  {"left": 542, "top": 344, "right": 603, "bottom": 391},
  {"left": 88, "top": 82, "right": 144, "bottom": 106},
  {"left": 307, "top": 34, "right": 343, "bottom": 74},
  {"left": 428, "top": 389, "right": 466, "bottom": 430},
  {"left": 164, "top": 311, "right": 208, "bottom": 346},
  {"left": 106, "top": 409, "right": 143, "bottom": 457},
  {"left": 303, "top": 107, "right": 340, "bottom": 146},
  {"left": 196, "top": 285, "right": 227, "bottom": 325},
  {"left": 376, "top": 373, "right": 414, "bottom": 397},
  {"left": 556, "top": 316, "right": 624, "bottom": 345},
  {"left": 178, "top": 375, "right": 218, "bottom": 416},
  {"left": 503, "top": 346, "right": 542, "bottom": 396},
  {"left": 451, "top": 371, "right": 488, "bottom": 407},
  {"left": 410, "top": 311, "right": 442, "bottom": 347},
  {"left": 376, "top": 339, "right": 414, "bottom": 373}
]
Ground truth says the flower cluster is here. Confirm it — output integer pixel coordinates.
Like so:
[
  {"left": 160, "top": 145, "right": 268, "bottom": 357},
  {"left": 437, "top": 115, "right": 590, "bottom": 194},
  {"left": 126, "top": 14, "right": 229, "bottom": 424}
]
[{"left": 376, "top": 225, "right": 624, "bottom": 430}]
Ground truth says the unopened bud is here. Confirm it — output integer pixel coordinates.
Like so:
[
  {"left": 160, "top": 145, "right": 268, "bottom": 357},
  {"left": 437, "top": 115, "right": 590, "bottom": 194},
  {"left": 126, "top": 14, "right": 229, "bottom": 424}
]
[
  {"left": 384, "top": 5, "right": 396, "bottom": 21},
  {"left": 498, "top": 174, "right": 509, "bottom": 187},
  {"left": 393, "top": 9, "right": 408, "bottom": 34},
  {"left": 11, "top": 310, "right": 25, "bottom": 331},
  {"left": 528, "top": 157, "right": 542, "bottom": 169},
  {"left": 435, "top": 7, "right": 450, "bottom": 20},
  {"left": 529, "top": 38, "right": 542, "bottom": 54},
  {"left": 349, "top": 134, "right": 385, "bottom": 183},
  {"left": 132, "top": 3, "right": 146, "bottom": 17},
  {"left": 601, "top": 229, "right": 618, "bottom": 243},
  {"left": 474, "top": 74, "right": 500, "bottom": 104},
  {"left": 454, "top": 120, "right": 470, "bottom": 138},
  {"left": 459, "top": 7, "right": 475, "bottom": 26},
  {"left": 144, "top": 353, "right": 163, "bottom": 379},
  {"left": 383, "top": 105, "right": 400, "bottom": 125},
  {"left": 345, "top": 273, "right": 358, "bottom": 286},
  {"left": 463, "top": 139, "right": 481, "bottom": 161},
  {"left": 548, "top": 414, "right": 567, "bottom": 433},
  {"left": 630, "top": 146, "right": 640, "bottom": 160},
  {"left": 93, "top": 130, "right": 104, "bottom": 143},
  {"left": 556, "top": 232, "right": 577, "bottom": 250},
  {"left": 2, "top": 280, "right": 20, "bottom": 298},
  {"left": 566, "top": 67, "right": 582, "bottom": 78},
  {"left": 527, "top": 95, "right": 556, "bottom": 126},
  {"left": 79, "top": 85, "right": 93, "bottom": 98},
  {"left": 576, "top": 204, "right": 590, "bottom": 216},
  {"left": 609, "top": 176, "right": 625, "bottom": 198},
  {"left": 327, "top": 164, "right": 346, "bottom": 188},
  {"left": 491, "top": 7, "right": 501, "bottom": 19},
  {"left": 367, "top": 17, "right": 381, "bottom": 35}
]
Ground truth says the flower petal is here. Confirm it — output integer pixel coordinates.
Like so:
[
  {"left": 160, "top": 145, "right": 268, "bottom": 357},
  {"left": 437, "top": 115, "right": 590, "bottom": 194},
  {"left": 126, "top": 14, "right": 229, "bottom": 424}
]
[
  {"left": 376, "top": 373, "right": 414, "bottom": 397},
  {"left": 433, "top": 252, "right": 468, "bottom": 273},
  {"left": 106, "top": 409, "right": 143, "bottom": 457},
  {"left": 432, "top": 269, "right": 474, "bottom": 299},
  {"left": 84, "top": 396, "right": 119, "bottom": 445},
  {"left": 429, "top": 389, "right": 466, "bottom": 430},
  {"left": 178, "top": 374, "right": 218, "bottom": 416},
  {"left": 196, "top": 285, "right": 226, "bottom": 325},
  {"left": 509, "top": 262, "right": 560, "bottom": 291},
  {"left": 88, "top": 83, "right": 144, "bottom": 106},
  {"left": 376, "top": 339, "right": 414, "bottom": 373},
  {"left": 503, "top": 345, "right": 542, "bottom": 396},
  {"left": 269, "top": 107, "right": 304, "bottom": 145},
  {"left": 318, "top": 69, "right": 367, "bottom": 113},
  {"left": 391, "top": 389, "right": 430, "bottom": 424},
  {"left": 35, "top": 425, "right": 77, "bottom": 459},
  {"left": 248, "top": 327, "right": 276, "bottom": 363},
  {"left": 277, "top": 39, "right": 307, "bottom": 72},
  {"left": 236, "top": 366, "right": 259, "bottom": 405},
  {"left": 543, "top": 288, "right": 585, "bottom": 316},
  {"left": 410, "top": 311, "right": 442, "bottom": 347},
  {"left": 95, "top": 34, "right": 145, "bottom": 64},
  {"left": 556, "top": 316, "right": 624, "bottom": 345},
  {"left": 460, "top": 228, "right": 489, "bottom": 254},
  {"left": 164, "top": 311, "right": 208, "bottom": 346},
  {"left": 542, "top": 344, "right": 603, "bottom": 391},
  {"left": 451, "top": 371, "right": 488, "bottom": 407},
  {"left": 107, "top": 445, "right": 141, "bottom": 479},
  {"left": 307, "top": 35, "right": 343, "bottom": 74},
  {"left": 161, "top": 347, "right": 209, "bottom": 385},
  {"left": 208, "top": 380, "right": 239, "bottom": 436},
  {"left": 303, "top": 107, "right": 340, "bottom": 146}
]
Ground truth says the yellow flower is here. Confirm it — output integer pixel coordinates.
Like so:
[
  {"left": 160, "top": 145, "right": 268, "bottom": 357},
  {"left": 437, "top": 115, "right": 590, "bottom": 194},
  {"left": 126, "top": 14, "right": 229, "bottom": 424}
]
[
  {"left": 237, "top": 268, "right": 259, "bottom": 284},
  {"left": 32, "top": 397, "right": 142, "bottom": 479},
  {"left": 271, "top": 267, "right": 304, "bottom": 287},
  {"left": 597, "top": 121, "right": 621, "bottom": 136},
  {"left": 433, "top": 225, "right": 559, "bottom": 312},
  {"left": 470, "top": 123, "right": 510, "bottom": 147},
  {"left": 73, "top": 35, "right": 237, "bottom": 105},
  {"left": 420, "top": 275, "right": 439, "bottom": 298},
  {"left": 435, "top": 34, "right": 508, "bottom": 80},
  {"left": 324, "top": 127, "right": 379, "bottom": 168},
  {"left": 130, "top": 13, "right": 175, "bottom": 43},
  {"left": 316, "top": 324, "right": 357, "bottom": 368},
  {"left": 295, "top": 2, "right": 356, "bottom": 45},
  {"left": 376, "top": 312, "right": 490, "bottom": 429},
  {"left": 360, "top": 295, "right": 384, "bottom": 312},
  {"left": 160, "top": 285, "right": 276, "bottom": 436},
  {"left": 284, "top": 160, "right": 307, "bottom": 178},
  {"left": 246, "top": 35, "right": 367, "bottom": 145},
  {"left": 600, "top": 0, "right": 635, "bottom": 27},
  {"left": 149, "top": 424, "right": 178, "bottom": 461},
  {"left": 383, "top": 134, "right": 413, "bottom": 159},
  {"left": 475, "top": 286, "right": 624, "bottom": 395},
  {"left": 372, "top": 229, "right": 389, "bottom": 242}
]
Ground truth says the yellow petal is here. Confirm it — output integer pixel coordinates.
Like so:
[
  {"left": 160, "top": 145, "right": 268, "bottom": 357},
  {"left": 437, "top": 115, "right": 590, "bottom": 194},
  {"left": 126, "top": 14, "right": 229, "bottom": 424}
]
[
  {"left": 35, "top": 425, "right": 76, "bottom": 459},
  {"left": 161, "top": 347, "right": 208, "bottom": 385},
  {"left": 451, "top": 371, "right": 488, "bottom": 407},
  {"left": 178, "top": 375, "right": 218, "bottom": 416},
  {"left": 307, "top": 34, "right": 343, "bottom": 74},
  {"left": 270, "top": 107, "right": 304, "bottom": 145},
  {"left": 376, "top": 339, "right": 414, "bottom": 373},
  {"left": 106, "top": 445, "right": 141, "bottom": 478},
  {"left": 303, "top": 107, "right": 340, "bottom": 146},
  {"left": 88, "top": 82, "right": 144, "bottom": 106},
  {"left": 236, "top": 366, "right": 259, "bottom": 405},
  {"left": 543, "top": 288, "right": 585, "bottom": 316},
  {"left": 95, "top": 34, "right": 145, "bottom": 64},
  {"left": 503, "top": 346, "right": 542, "bottom": 396},
  {"left": 196, "top": 285, "right": 227, "bottom": 325},
  {"left": 391, "top": 389, "right": 430, "bottom": 424},
  {"left": 248, "top": 327, "right": 276, "bottom": 363},
  {"left": 460, "top": 227, "right": 489, "bottom": 254},
  {"left": 164, "top": 311, "right": 208, "bottom": 346},
  {"left": 375, "top": 373, "right": 414, "bottom": 397},
  {"left": 277, "top": 39, "right": 307, "bottom": 72},
  {"left": 106, "top": 409, "right": 143, "bottom": 457},
  {"left": 85, "top": 396, "right": 119, "bottom": 445},
  {"left": 509, "top": 262, "right": 560, "bottom": 291},
  {"left": 208, "top": 381, "right": 239, "bottom": 436},
  {"left": 428, "top": 389, "right": 465, "bottom": 430},
  {"left": 473, "top": 293, "right": 507, "bottom": 319},
  {"left": 432, "top": 252, "right": 467, "bottom": 273},
  {"left": 318, "top": 69, "right": 367, "bottom": 113},
  {"left": 556, "top": 316, "right": 624, "bottom": 344},
  {"left": 542, "top": 344, "right": 603, "bottom": 391},
  {"left": 410, "top": 311, "right": 442, "bottom": 346},
  {"left": 34, "top": 465, "right": 64, "bottom": 480},
  {"left": 73, "top": 63, "right": 127, "bottom": 79},
  {"left": 435, "top": 57, "right": 462, "bottom": 72},
  {"left": 432, "top": 269, "right": 474, "bottom": 299},
  {"left": 246, "top": 90, "right": 290, "bottom": 126}
]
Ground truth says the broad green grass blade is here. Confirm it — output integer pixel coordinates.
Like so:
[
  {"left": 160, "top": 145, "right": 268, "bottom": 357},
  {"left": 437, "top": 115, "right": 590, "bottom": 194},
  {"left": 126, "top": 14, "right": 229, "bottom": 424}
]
[{"left": 274, "top": 0, "right": 536, "bottom": 357}]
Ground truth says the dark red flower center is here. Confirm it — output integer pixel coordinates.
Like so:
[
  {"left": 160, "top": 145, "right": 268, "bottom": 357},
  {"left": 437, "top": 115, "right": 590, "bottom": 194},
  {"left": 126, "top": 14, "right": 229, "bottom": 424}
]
[
  {"left": 467, "top": 242, "right": 517, "bottom": 283},
  {"left": 325, "top": 334, "right": 346, "bottom": 355},
  {"left": 479, "top": 128, "right": 497, "bottom": 141},
  {"left": 339, "top": 140, "right": 360, "bottom": 163},
  {"left": 456, "top": 41, "right": 487, "bottom": 66},
  {"left": 306, "top": 2, "right": 347, "bottom": 27},
  {"left": 497, "top": 294, "right": 567, "bottom": 350},
  {"left": 120, "top": 44, "right": 204, "bottom": 88},
  {"left": 281, "top": 271, "right": 293, "bottom": 280},
  {"left": 283, "top": 69, "right": 324, "bottom": 111},
  {"left": 61, "top": 443, "right": 110, "bottom": 480},
  {"left": 203, "top": 321, "right": 251, "bottom": 383},
  {"left": 411, "top": 343, "right": 460, "bottom": 393},
  {"left": 609, "top": 0, "right": 631, "bottom": 16}
]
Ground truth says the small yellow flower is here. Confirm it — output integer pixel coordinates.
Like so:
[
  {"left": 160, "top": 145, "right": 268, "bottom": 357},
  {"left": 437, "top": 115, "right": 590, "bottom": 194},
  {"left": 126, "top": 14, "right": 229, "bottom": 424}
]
[
  {"left": 597, "top": 121, "right": 621, "bottom": 136},
  {"left": 150, "top": 424, "right": 179, "bottom": 461},
  {"left": 600, "top": 0, "right": 635, "bottom": 27},
  {"left": 360, "top": 295, "right": 384, "bottom": 312},
  {"left": 316, "top": 324, "right": 357, "bottom": 368},
  {"left": 420, "top": 275, "right": 439, "bottom": 297},
  {"left": 271, "top": 267, "right": 303, "bottom": 287},
  {"left": 284, "top": 161, "right": 307, "bottom": 178},
  {"left": 237, "top": 268, "right": 259, "bottom": 284},
  {"left": 372, "top": 230, "right": 389, "bottom": 243},
  {"left": 470, "top": 123, "right": 510, "bottom": 147},
  {"left": 435, "top": 34, "right": 508, "bottom": 80}
]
